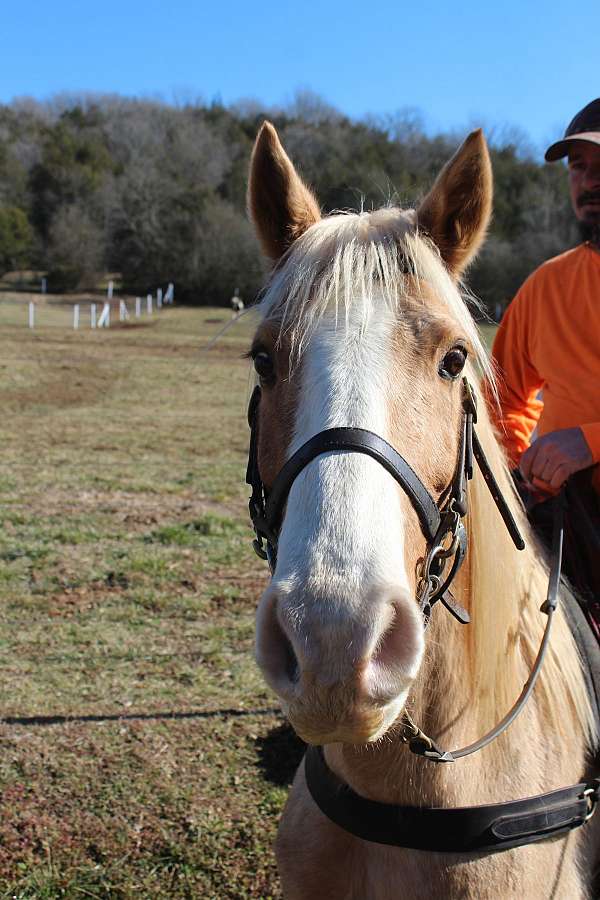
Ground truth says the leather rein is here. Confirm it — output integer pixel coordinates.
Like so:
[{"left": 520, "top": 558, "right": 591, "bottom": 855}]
[{"left": 246, "top": 376, "right": 599, "bottom": 852}]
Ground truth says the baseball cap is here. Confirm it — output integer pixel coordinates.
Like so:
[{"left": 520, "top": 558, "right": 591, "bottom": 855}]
[{"left": 545, "top": 98, "right": 600, "bottom": 162}]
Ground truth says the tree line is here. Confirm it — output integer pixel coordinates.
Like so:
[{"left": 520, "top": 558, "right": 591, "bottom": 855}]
[{"left": 0, "top": 92, "right": 578, "bottom": 312}]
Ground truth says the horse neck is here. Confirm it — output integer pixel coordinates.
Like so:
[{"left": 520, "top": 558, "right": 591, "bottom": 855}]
[{"left": 327, "top": 411, "right": 592, "bottom": 807}]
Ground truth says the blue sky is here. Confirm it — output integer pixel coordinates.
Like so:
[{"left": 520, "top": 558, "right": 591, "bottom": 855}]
[{"left": 2, "top": 0, "right": 598, "bottom": 155}]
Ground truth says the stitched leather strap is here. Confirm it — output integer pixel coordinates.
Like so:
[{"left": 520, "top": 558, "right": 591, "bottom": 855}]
[
  {"left": 304, "top": 745, "right": 598, "bottom": 853},
  {"left": 472, "top": 430, "right": 525, "bottom": 551}
]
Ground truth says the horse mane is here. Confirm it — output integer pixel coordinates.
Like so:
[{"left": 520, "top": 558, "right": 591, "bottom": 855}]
[
  {"left": 258, "top": 206, "right": 494, "bottom": 386},
  {"left": 466, "top": 400, "right": 595, "bottom": 746},
  {"left": 258, "top": 205, "right": 595, "bottom": 748}
]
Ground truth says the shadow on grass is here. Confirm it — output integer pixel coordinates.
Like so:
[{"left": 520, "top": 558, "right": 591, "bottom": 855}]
[
  {"left": 255, "top": 721, "right": 306, "bottom": 786},
  {"left": 1, "top": 706, "right": 281, "bottom": 728}
]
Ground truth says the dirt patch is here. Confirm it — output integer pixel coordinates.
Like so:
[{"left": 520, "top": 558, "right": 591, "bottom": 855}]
[
  {"left": 46, "top": 588, "right": 105, "bottom": 617},
  {"left": 2, "top": 371, "right": 114, "bottom": 413},
  {"left": 27, "top": 488, "right": 242, "bottom": 526}
]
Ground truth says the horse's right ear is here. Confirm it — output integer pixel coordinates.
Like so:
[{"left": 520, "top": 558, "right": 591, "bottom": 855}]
[{"left": 248, "top": 121, "right": 321, "bottom": 262}]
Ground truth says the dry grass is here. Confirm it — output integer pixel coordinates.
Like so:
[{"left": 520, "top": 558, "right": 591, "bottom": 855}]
[
  {"left": 0, "top": 299, "right": 497, "bottom": 897},
  {"left": 0, "top": 301, "right": 305, "bottom": 898}
]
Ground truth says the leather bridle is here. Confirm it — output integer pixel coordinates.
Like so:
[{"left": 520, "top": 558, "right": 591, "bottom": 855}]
[
  {"left": 248, "top": 378, "right": 523, "bottom": 600},
  {"left": 246, "top": 378, "right": 562, "bottom": 762},
  {"left": 246, "top": 376, "right": 562, "bottom": 759},
  {"left": 245, "top": 375, "right": 599, "bottom": 851}
]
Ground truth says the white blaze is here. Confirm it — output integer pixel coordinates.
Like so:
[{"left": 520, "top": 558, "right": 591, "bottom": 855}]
[{"left": 270, "top": 298, "right": 422, "bottom": 691}]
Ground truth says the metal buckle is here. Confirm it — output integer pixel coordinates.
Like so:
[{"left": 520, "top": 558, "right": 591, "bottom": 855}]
[
  {"left": 416, "top": 555, "right": 439, "bottom": 603},
  {"left": 424, "top": 515, "right": 460, "bottom": 577},
  {"left": 582, "top": 784, "right": 599, "bottom": 822},
  {"left": 252, "top": 537, "right": 268, "bottom": 560},
  {"left": 436, "top": 532, "right": 459, "bottom": 560},
  {"left": 462, "top": 377, "right": 478, "bottom": 423}
]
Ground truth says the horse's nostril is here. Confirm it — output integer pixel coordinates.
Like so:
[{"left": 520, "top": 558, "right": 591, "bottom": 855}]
[
  {"left": 256, "top": 589, "right": 300, "bottom": 696},
  {"left": 283, "top": 633, "right": 300, "bottom": 684},
  {"left": 363, "top": 598, "right": 424, "bottom": 703}
]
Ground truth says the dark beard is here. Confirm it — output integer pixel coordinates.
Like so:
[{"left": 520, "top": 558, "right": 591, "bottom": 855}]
[{"left": 578, "top": 219, "right": 600, "bottom": 248}]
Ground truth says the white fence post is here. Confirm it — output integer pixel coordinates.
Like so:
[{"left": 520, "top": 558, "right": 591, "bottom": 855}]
[
  {"left": 157, "top": 287, "right": 163, "bottom": 309},
  {"left": 41, "top": 277, "right": 47, "bottom": 295},
  {"left": 91, "top": 303, "right": 97, "bottom": 328},
  {"left": 107, "top": 280, "right": 114, "bottom": 299},
  {"left": 146, "top": 294, "right": 152, "bottom": 315},
  {"left": 165, "top": 282, "right": 174, "bottom": 304},
  {"left": 119, "top": 300, "right": 129, "bottom": 322},
  {"left": 28, "top": 302, "right": 35, "bottom": 328},
  {"left": 98, "top": 302, "right": 110, "bottom": 328},
  {"left": 135, "top": 297, "right": 141, "bottom": 317},
  {"left": 73, "top": 304, "right": 80, "bottom": 330}
]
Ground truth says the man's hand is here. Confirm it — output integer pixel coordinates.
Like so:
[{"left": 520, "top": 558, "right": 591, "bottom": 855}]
[{"left": 520, "top": 427, "right": 593, "bottom": 495}]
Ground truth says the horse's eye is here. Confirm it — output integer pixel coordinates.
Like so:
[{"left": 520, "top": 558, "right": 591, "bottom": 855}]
[
  {"left": 439, "top": 346, "right": 467, "bottom": 380},
  {"left": 253, "top": 351, "right": 275, "bottom": 381}
]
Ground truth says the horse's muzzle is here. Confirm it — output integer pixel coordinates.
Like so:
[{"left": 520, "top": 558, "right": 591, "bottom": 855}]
[{"left": 255, "top": 582, "right": 424, "bottom": 744}]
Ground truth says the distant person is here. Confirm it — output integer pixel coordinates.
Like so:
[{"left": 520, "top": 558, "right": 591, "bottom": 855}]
[
  {"left": 487, "top": 98, "right": 600, "bottom": 604},
  {"left": 230, "top": 287, "right": 244, "bottom": 317}
]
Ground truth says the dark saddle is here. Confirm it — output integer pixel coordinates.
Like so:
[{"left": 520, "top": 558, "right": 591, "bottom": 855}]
[{"left": 525, "top": 469, "right": 600, "bottom": 736}]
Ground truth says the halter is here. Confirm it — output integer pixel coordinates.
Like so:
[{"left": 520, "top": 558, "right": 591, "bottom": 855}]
[{"left": 245, "top": 376, "right": 599, "bottom": 851}]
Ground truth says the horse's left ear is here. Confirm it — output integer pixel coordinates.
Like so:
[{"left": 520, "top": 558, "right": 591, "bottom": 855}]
[
  {"left": 248, "top": 121, "right": 321, "bottom": 262},
  {"left": 417, "top": 129, "right": 492, "bottom": 278}
]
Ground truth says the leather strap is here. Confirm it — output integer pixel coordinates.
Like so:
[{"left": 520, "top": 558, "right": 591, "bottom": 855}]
[
  {"left": 304, "top": 745, "right": 599, "bottom": 853},
  {"left": 472, "top": 430, "right": 525, "bottom": 551},
  {"left": 246, "top": 386, "right": 270, "bottom": 560},
  {"left": 403, "top": 491, "right": 565, "bottom": 762},
  {"left": 264, "top": 427, "right": 442, "bottom": 544}
]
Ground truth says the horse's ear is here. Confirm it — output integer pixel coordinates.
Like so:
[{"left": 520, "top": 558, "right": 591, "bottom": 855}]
[
  {"left": 417, "top": 129, "right": 492, "bottom": 278},
  {"left": 248, "top": 121, "right": 321, "bottom": 262}
]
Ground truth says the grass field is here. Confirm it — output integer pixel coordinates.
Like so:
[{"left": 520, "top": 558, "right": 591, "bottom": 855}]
[
  {"left": 0, "top": 299, "right": 497, "bottom": 898},
  {"left": 0, "top": 300, "right": 306, "bottom": 899}
]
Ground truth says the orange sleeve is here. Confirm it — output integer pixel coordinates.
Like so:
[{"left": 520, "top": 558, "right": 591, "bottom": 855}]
[
  {"left": 581, "top": 422, "right": 600, "bottom": 464},
  {"left": 488, "top": 281, "right": 544, "bottom": 468}
]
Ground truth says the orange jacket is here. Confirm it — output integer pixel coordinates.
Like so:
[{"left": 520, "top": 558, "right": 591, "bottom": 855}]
[{"left": 489, "top": 243, "right": 600, "bottom": 488}]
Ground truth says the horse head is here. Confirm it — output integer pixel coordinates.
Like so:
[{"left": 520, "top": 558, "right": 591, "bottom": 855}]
[{"left": 247, "top": 121, "right": 493, "bottom": 746}]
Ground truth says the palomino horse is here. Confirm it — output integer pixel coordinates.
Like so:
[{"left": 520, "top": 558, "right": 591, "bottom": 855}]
[{"left": 245, "top": 121, "right": 599, "bottom": 898}]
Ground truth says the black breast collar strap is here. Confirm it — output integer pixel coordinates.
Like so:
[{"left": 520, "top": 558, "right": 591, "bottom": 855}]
[{"left": 304, "top": 745, "right": 599, "bottom": 854}]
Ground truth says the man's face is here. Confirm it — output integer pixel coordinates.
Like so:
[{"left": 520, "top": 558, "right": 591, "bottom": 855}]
[{"left": 568, "top": 142, "right": 600, "bottom": 224}]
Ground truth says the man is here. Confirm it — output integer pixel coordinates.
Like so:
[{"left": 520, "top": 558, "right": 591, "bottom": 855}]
[{"left": 489, "top": 98, "right": 600, "bottom": 601}]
